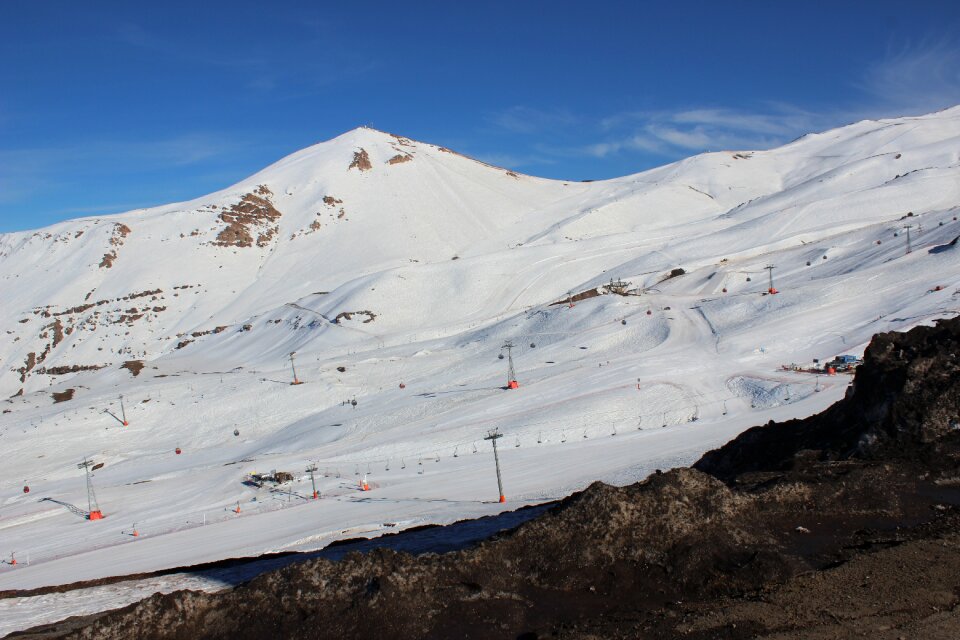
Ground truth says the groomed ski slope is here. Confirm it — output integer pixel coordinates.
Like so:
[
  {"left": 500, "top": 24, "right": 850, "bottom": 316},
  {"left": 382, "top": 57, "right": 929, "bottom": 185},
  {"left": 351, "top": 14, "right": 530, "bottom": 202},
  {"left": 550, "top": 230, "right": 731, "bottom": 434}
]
[{"left": 1, "top": 106, "right": 960, "bottom": 633}]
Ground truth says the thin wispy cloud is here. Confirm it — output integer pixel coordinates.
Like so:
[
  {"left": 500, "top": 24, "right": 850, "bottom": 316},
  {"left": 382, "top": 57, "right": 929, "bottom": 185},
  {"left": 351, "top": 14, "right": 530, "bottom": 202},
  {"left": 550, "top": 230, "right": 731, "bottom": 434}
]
[
  {"left": 579, "top": 103, "right": 824, "bottom": 159},
  {"left": 483, "top": 37, "right": 960, "bottom": 173},
  {"left": 859, "top": 39, "right": 960, "bottom": 115},
  {"left": 487, "top": 106, "right": 578, "bottom": 135}
]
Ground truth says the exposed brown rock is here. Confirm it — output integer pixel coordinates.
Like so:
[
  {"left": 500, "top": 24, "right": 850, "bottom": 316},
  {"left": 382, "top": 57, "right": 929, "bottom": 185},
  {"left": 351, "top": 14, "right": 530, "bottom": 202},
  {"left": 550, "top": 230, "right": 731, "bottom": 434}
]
[
  {"left": 549, "top": 287, "right": 602, "bottom": 306},
  {"left": 50, "top": 319, "right": 64, "bottom": 348},
  {"left": 212, "top": 188, "right": 282, "bottom": 248},
  {"left": 51, "top": 388, "right": 75, "bottom": 403},
  {"left": 121, "top": 360, "right": 145, "bottom": 377},
  {"left": 333, "top": 310, "right": 376, "bottom": 324},
  {"left": 349, "top": 148, "right": 372, "bottom": 172},
  {"left": 188, "top": 326, "right": 229, "bottom": 339},
  {"left": 17, "top": 352, "right": 37, "bottom": 382},
  {"left": 35, "top": 364, "right": 106, "bottom": 375},
  {"left": 111, "top": 224, "right": 131, "bottom": 244},
  {"left": 387, "top": 153, "right": 413, "bottom": 165},
  {"left": 99, "top": 223, "right": 132, "bottom": 268}
]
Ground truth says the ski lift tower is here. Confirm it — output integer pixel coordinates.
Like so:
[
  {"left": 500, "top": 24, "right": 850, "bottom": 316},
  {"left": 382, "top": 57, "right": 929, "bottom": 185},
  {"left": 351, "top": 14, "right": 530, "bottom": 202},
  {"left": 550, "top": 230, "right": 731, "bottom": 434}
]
[
  {"left": 483, "top": 429, "right": 506, "bottom": 503},
  {"left": 289, "top": 351, "right": 303, "bottom": 385},
  {"left": 119, "top": 395, "right": 128, "bottom": 426},
  {"left": 306, "top": 463, "right": 319, "bottom": 499},
  {"left": 765, "top": 265, "right": 778, "bottom": 294},
  {"left": 78, "top": 457, "right": 104, "bottom": 520},
  {"left": 607, "top": 277, "right": 631, "bottom": 295},
  {"left": 902, "top": 224, "right": 913, "bottom": 254},
  {"left": 501, "top": 341, "right": 519, "bottom": 389}
]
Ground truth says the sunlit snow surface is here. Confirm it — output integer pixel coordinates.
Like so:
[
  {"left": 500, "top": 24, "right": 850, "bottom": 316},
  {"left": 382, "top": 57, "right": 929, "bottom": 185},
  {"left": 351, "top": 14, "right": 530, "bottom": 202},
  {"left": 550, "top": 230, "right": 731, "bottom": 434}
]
[{"left": 1, "top": 108, "right": 960, "bottom": 634}]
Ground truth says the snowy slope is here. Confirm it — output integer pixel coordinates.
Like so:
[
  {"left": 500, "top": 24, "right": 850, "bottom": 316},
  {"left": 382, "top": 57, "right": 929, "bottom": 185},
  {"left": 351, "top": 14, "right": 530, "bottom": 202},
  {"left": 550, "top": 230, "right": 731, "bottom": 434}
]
[{"left": 1, "top": 107, "right": 960, "bottom": 631}]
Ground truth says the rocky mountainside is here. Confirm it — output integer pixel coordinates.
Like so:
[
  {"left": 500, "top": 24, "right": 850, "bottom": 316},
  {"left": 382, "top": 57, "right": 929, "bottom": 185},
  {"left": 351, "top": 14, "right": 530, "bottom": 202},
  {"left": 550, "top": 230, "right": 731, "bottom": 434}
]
[{"left": 28, "top": 318, "right": 960, "bottom": 640}]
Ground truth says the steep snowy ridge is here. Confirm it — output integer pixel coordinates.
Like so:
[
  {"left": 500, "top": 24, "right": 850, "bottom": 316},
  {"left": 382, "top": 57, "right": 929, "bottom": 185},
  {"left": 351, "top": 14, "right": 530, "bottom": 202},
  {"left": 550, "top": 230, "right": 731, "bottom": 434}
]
[{"left": 1, "top": 108, "right": 960, "bottom": 628}]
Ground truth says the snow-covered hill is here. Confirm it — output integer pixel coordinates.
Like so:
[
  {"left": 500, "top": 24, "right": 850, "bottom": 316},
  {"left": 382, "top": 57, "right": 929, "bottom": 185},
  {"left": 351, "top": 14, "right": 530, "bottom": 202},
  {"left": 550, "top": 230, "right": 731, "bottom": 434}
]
[{"left": 2, "top": 106, "right": 960, "bottom": 630}]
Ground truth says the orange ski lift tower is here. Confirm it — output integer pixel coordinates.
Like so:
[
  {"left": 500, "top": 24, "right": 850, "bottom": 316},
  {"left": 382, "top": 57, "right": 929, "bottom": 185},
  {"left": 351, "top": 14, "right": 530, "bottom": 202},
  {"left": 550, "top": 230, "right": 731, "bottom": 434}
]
[
  {"left": 78, "top": 457, "right": 104, "bottom": 520},
  {"left": 484, "top": 428, "right": 506, "bottom": 503},
  {"left": 289, "top": 351, "right": 303, "bottom": 385},
  {"left": 765, "top": 265, "right": 778, "bottom": 295},
  {"left": 500, "top": 341, "right": 519, "bottom": 389},
  {"left": 307, "top": 463, "right": 319, "bottom": 499},
  {"left": 104, "top": 397, "right": 128, "bottom": 427}
]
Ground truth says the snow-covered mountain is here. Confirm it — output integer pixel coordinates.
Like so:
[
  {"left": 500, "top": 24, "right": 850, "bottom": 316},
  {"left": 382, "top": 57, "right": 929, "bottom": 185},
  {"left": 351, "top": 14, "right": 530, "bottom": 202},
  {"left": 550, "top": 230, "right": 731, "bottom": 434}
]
[
  {"left": 2, "top": 107, "right": 960, "bottom": 628},
  {"left": 4, "top": 109, "right": 959, "bottom": 397}
]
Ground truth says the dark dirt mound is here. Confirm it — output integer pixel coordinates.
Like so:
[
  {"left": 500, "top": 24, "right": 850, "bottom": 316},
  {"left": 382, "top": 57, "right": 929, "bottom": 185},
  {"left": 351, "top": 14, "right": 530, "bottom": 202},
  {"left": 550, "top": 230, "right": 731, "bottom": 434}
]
[
  {"left": 695, "top": 317, "right": 960, "bottom": 481},
  {"left": 24, "top": 319, "right": 960, "bottom": 640}
]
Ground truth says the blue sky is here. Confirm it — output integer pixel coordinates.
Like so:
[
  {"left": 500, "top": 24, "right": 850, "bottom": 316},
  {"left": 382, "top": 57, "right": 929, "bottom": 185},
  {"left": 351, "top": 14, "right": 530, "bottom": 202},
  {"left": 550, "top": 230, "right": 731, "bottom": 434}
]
[{"left": 2, "top": 1, "right": 959, "bottom": 232}]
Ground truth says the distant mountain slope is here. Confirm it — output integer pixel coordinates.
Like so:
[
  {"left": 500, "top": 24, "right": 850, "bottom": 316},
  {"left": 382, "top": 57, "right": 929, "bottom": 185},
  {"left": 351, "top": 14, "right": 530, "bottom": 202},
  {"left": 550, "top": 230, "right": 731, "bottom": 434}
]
[{"left": 3, "top": 109, "right": 959, "bottom": 397}]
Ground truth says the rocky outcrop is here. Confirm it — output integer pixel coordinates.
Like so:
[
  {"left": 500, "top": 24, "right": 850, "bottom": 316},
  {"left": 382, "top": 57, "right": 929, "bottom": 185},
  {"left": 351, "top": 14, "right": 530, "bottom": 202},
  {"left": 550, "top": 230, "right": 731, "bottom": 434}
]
[
  {"left": 99, "top": 223, "right": 131, "bottom": 268},
  {"left": 349, "top": 149, "right": 372, "bottom": 172},
  {"left": 695, "top": 316, "right": 960, "bottom": 481},
  {"left": 212, "top": 186, "right": 282, "bottom": 248},
  {"left": 333, "top": 310, "right": 376, "bottom": 324}
]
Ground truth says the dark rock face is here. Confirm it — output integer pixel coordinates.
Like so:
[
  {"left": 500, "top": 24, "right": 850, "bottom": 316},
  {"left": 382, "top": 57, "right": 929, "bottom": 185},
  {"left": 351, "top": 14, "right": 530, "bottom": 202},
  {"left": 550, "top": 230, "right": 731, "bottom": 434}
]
[
  {"left": 33, "top": 318, "right": 960, "bottom": 640},
  {"left": 695, "top": 316, "right": 960, "bottom": 481}
]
